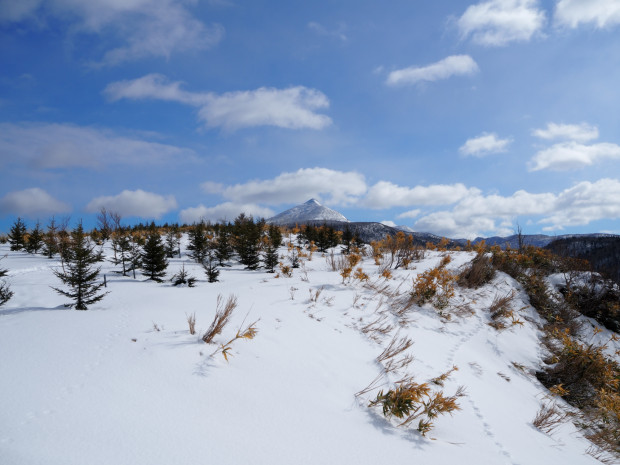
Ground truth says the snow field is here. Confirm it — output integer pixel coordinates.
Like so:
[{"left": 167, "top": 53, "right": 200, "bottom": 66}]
[{"left": 0, "top": 240, "right": 612, "bottom": 465}]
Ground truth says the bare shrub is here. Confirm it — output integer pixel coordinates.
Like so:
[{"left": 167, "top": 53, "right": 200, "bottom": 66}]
[
  {"left": 202, "top": 294, "right": 238, "bottom": 344},
  {"left": 489, "top": 290, "right": 515, "bottom": 321}
]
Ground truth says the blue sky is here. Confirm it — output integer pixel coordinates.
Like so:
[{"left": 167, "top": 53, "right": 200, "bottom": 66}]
[{"left": 1, "top": 0, "right": 620, "bottom": 239}]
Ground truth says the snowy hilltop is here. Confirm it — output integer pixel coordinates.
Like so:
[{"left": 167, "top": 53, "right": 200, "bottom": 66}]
[
  {"left": 267, "top": 198, "right": 349, "bottom": 225},
  {"left": 0, "top": 224, "right": 619, "bottom": 465}
]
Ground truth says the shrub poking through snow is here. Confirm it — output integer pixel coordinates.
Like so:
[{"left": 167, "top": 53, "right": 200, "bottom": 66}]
[
  {"left": 532, "top": 401, "right": 567, "bottom": 434},
  {"left": 214, "top": 318, "right": 259, "bottom": 362},
  {"left": 186, "top": 312, "right": 196, "bottom": 335},
  {"left": 411, "top": 265, "right": 456, "bottom": 310},
  {"left": 202, "top": 294, "right": 238, "bottom": 344},
  {"left": 369, "top": 379, "right": 462, "bottom": 436},
  {"left": 171, "top": 264, "right": 196, "bottom": 287},
  {"left": 458, "top": 252, "right": 495, "bottom": 288},
  {"left": 0, "top": 255, "right": 13, "bottom": 307}
]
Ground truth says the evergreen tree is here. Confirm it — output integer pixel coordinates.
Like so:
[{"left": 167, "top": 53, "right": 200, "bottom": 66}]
[
  {"left": 0, "top": 256, "right": 14, "bottom": 307},
  {"left": 171, "top": 264, "right": 196, "bottom": 287},
  {"left": 164, "top": 226, "right": 181, "bottom": 258},
  {"left": 26, "top": 221, "right": 44, "bottom": 254},
  {"left": 43, "top": 217, "right": 59, "bottom": 259},
  {"left": 8, "top": 217, "right": 27, "bottom": 251},
  {"left": 187, "top": 221, "right": 210, "bottom": 263},
  {"left": 110, "top": 227, "right": 132, "bottom": 276},
  {"left": 263, "top": 224, "right": 282, "bottom": 273},
  {"left": 341, "top": 226, "right": 353, "bottom": 255},
  {"left": 233, "top": 214, "right": 262, "bottom": 270},
  {"left": 203, "top": 251, "right": 220, "bottom": 282},
  {"left": 141, "top": 226, "right": 168, "bottom": 282},
  {"left": 215, "top": 224, "right": 233, "bottom": 266},
  {"left": 52, "top": 223, "right": 108, "bottom": 310}
]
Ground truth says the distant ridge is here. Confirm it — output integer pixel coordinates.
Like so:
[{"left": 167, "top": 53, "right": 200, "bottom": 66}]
[{"left": 267, "top": 199, "right": 349, "bottom": 225}]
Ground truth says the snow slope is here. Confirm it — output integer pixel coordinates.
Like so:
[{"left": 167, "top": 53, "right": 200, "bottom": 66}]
[{"left": 0, "top": 239, "right": 616, "bottom": 465}]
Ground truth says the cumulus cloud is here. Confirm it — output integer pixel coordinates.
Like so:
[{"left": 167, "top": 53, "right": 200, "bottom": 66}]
[
  {"left": 0, "top": 187, "right": 71, "bottom": 217},
  {"left": 457, "top": 0, "right": 546, "bottom": 46},
  {"left": 0, "top": 122, "right": 196, "bottom": 170},
  {"left": 0, "top": 0, "right": 224, "bottom": 65},
  {"left": 529, "top": 122, "right": 620, "bottom": 171},
  {"left": 555, "top": 0, "right": 620, "bottom": 29},
  {"left": 105, "top": 74, "right": 332, "bottom": 131},
  {"left": 532, "top": 122, "right": 599, "bottom": 142},
  {"left": 86, "top": 189, "right": 177, "bottom": 219},
  {"left": 179, "top": 202, "right": 275, "bottom": 224},
  {"left": 386, "top": 55, "right": 479, "bottom": 86},
  {"left": 541, "top": 178, "right": 620, "bottom": 229},
  {"left": 529, "top": 141, "right": 620, "bottom": 171},
  {"left": 459, "top": 132, "right": 512, "bottom": 156},
  {"left": 364, "top": 181, "right": 478, "bottom": 208},
  {"left": 412, "top": 178, "right": 620, "bottom": 238},
  {"left": 203, "top": 168, "right": 367, "bottom": 205}
]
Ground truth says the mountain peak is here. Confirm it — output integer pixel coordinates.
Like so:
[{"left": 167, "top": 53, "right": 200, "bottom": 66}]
[{"left": 268, "top": 199, "right": 348, "bottom": 225}]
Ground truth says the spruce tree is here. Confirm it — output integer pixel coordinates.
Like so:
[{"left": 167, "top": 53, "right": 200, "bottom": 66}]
[
  {"left": 187, "top": 221, "right": 210, "bottom": 263},
  {"left": 263, "top": 225, "right": 282, "bottom": 273},
  {"left": 141, "top": 226, "right": 168, "bottom": 282},
  {"left": 215, "top": 224, "right": 233, "bottom": 266},
  {"left": 203, "top": 251, "right": 220, "bottom": 283},
  {"left": 233, "top": 214, "right": 262, "bottom": 270},
  {"left": 164, "top": 226, "right": 181, "bottom": 258},
  {"left": 26, "top": 221, "right": 44, "bottom": 254},
  {"left": 0, "top": 256, "right": 14, "bottom": 307},
  {"left": 43, "top": 217, "right": 59, "bottom": 258},
  {"left": 8, "top": 218, "right": 27, "bottom": 251},
  {"left": 52, "top": 223, "right": 108, "bottom": 310}
]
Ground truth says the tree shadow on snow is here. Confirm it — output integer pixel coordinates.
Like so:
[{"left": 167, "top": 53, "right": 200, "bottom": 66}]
[{"left": 0, "top": 304, "right": 69, "bottom": 316}]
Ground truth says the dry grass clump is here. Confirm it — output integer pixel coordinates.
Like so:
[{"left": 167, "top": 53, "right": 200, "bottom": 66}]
[
  {"left": 458, "top": 252, "right": 495, "bottom": 288},
  {"left": 369, "top": 378, "right": 463, "bottom": 436},
  {"left": 532, "top": 401, "right": 567, "bottom": 434},
  {"left": 202, "top": 294, "right": 238, "bottom": 344},
  {"left": 186, "top": 312, "right": 196, "bottom": 335},
  {"left": 371, "top": 232, "right": 425, "bottom": 270}
]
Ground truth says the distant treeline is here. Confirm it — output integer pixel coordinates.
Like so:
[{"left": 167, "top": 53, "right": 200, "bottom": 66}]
[{"left": 547, "top": 236, "right": 620, "bottom": 284}]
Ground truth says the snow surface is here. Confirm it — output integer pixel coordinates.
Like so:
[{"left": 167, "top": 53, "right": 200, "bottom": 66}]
[
  {"left": 268, "top": 198, "right": 349, "bottom": 224},
  {"left": 1, "top": 239, "right": 616, "bottom": 465}
]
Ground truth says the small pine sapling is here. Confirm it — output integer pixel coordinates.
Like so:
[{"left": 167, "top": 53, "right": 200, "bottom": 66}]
[
  {"left": 52, "top": 223, "right": 109, "bottom": 310},
  {"left": 171, "top": 264, "right": 196, "bottom": 287}
]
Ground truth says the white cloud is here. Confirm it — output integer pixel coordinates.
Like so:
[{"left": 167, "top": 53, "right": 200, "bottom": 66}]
[
  {"left": 541, "top": 178, "right": 620, "bottom": 229},
  {"left": 457, "top": 0, "right": 546, "bottom": 46},
  {"left": 412, "top": 178, "right": 620, "bottom": 238},
  {"left": 207, "top": 168, "right": 367, "bottom": 205},
  {"left": 308, "top": 21, "right": 348, "bottom": 41},
  {"left": 364, "top": 181, "right": 478, "bottom": 208},
  {"left": 532, "top": 122, "right": 599, "bottom": 142},
  {"left": 386, "top": 55, "right": 479, "bottom": 86},
  {"left": 555, "top": 0, "right": 620, "bottom": 29},
  {"left": 86, "top": 189, "right": 177, "bottom": 219},
  {"left": 179, "top": 202, "right": 275, "bottom": 224},
  {"left": 459, "top": 132, "right": 512, "bottom": 156},
  {"left": 0, "top": 122, "right": 196, "bottom": 169},
  {"left": 529, "top": 141, "right": 620, "bottom": 171},
  {"left": 0, "top": 0, "right": 223, "bottom": 65},
  {"left": 397, "top": 209, "right": 422, "bottom": 219},
  {"left": 0, "top": 188, "right": 71, "bottom": 218},
  {"left": 105, "top": 75, "right": 332, "bottom": 131}
]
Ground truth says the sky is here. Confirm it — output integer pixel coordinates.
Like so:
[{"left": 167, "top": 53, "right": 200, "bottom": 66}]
[{"left": 1, "top": 0, "right": 620, "bottom": 239}]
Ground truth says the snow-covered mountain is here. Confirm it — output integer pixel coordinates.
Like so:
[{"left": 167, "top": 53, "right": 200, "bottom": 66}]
[{"left": 267, "top": 198, "right": 349, "bottom": 225}]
